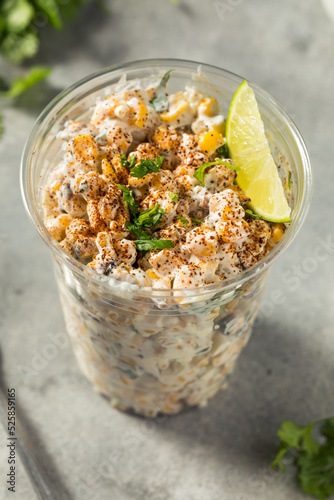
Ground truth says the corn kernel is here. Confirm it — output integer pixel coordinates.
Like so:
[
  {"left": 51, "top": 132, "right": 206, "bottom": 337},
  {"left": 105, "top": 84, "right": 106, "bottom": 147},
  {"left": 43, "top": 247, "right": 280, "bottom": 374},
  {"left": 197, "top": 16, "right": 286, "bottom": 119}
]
[
  {"left": 198, "top": 130, "right": 224, "bottom": 155},
  {"left": 271, "top": 223, "right": 285, "bottom": 243},
  {"left": 160, "top": 101, "right": 188, "bottom": 123},
  {"left": 71, "top": 134, "right": 98, "bottom": 163},
  {"left": 198, "top": 97, "right": 219, "bottom": 117},
  {"left": 147, "top": 269, "right": 160, "bottom": 280},
  {"left": 134, "top": 102, "right": 148, "bottom": 128},
  {"left": 102, "top": 158, "right": 118, "bottom": 183}
]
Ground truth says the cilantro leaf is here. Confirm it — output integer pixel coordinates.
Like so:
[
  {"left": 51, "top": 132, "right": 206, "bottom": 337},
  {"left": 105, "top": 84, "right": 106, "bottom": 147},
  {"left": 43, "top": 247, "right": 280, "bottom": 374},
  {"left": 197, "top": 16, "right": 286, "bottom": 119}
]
[
  {"left": 191, "top": 217, "right": 203, "bottom": 225},
  {"left": 137, "top": 204, "right": 165, "bottom": 228},
  {"left": 116, "top": 184, "right": 139, "bottom": 217},
  {"left": 2, "top": 0, "right": 35, "bottom": 33},
  {"left": 130, "top": 156, "right": 164, "bottom": 178},
  {"left": 160, "top": 69, "right": 174, "bottom": 87},
  {"left": 120, "top": 153, "right": 136, "bottom": 169},
  {"left": 150, "top": 95, "right": 169, "bottom": 112},
  {"left": 216, "top": 143, "right": 229, "bottom": 158},
  {"left": 134, "top": 239, "right": 174, "bottom": 251},
  {"left": 193, "top": 158, "right": 240, "bottom": 187},
  {"left": 273, "top": 417, "right": 334, "bottom": 499},
  {"left": 1, "top": 29, "right": 39, "bottom": 63},
  {"left": 177, "top": 216, "right": 189, "bottom": 226},
  {"left": 169, "top": 193, "right": 179, "bottom": 202},
  {"left": 149, "top": 70, "right": 173, "bottom": 112},
  {"left": 0, "top": 66, "right": 51, "bottom": 98},
  {"left": 0, "top": 113, "right": 3, "bottom": 139},
  {"left": 125, "top": 222, "right": 152, "bottom": 240},
  {"left": 125, "top": 204, "right": 165, "bottom": 240},
  {"left": 34, "top": 0, "right": 62, "bottom": 29}
]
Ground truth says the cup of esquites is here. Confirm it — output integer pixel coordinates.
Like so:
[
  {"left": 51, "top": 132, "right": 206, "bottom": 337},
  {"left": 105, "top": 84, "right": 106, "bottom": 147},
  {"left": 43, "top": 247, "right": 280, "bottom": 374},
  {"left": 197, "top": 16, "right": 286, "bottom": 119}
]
[{"left": 21, "top": 59, "right": 312, "bottom": 417}]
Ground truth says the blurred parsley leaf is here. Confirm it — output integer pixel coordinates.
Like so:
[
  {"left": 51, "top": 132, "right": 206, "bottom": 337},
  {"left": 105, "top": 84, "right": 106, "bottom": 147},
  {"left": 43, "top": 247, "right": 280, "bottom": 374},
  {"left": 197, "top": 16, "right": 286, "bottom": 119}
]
[
  {"left": 273, "top": 417, "right": 334, "bottom": 499},
  {"left": 0, "top": 66, "right": 51, "bottom": 98}
]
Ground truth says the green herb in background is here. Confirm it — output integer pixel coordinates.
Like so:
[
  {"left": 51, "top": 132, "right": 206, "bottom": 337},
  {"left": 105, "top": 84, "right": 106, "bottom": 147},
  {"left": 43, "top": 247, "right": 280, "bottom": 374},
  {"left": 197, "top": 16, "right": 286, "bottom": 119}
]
[
  {"left": 273, "top": 417, "right": 334, "bottom": 499},
  {"left": 0, "top": 0, "right": 89, "bottom": 63},
  {"left": 0, "top": 65, "right": 51, "bottom": 97}
]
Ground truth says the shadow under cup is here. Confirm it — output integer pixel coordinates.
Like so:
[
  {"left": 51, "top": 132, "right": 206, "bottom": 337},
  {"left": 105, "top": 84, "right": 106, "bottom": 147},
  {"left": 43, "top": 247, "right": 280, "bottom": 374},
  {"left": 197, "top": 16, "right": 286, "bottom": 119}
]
[{"left": 21, "top": 59, "right": 312, "bottom": 417}]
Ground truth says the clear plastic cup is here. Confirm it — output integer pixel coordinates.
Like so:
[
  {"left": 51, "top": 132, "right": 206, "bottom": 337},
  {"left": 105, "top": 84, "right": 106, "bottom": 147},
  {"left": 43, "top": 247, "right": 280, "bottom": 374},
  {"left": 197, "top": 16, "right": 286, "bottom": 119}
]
[{"left": 21, "top": 59, "right": 312, "bottom": 417}]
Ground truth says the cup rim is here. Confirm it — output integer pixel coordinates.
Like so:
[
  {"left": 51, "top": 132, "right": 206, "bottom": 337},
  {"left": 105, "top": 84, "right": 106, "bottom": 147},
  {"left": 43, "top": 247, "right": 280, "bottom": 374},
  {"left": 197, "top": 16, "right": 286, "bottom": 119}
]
[{"left": 20, "top": 58, "right": 313, "bottom": 298}]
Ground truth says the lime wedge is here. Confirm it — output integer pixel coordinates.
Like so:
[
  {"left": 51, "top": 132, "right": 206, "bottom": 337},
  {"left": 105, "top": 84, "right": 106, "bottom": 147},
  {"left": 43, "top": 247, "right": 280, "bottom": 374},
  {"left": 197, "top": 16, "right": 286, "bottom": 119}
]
[{"left": 226, "top": 81, "right": 291, "bottom": 223}]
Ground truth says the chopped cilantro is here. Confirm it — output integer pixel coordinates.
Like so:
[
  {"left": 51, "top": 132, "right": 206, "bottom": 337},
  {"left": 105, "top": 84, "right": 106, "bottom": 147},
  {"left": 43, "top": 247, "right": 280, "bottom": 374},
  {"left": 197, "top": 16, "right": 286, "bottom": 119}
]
[
  {"left": 216, "top": 143, "right": 229, "bottom": 158},
  {"left": 134, "top": 239, "right": 174, "bottom": 251},
  {"left": 169, "top": 192, "right": 179, "bottom": 202},
  {"left": 160, "top": 69, "right": 174, "bottom": 87},
  {"left": 116, "top": 184, "right": 139, "bottom": 217},
  {"left": 177, "top": 216, "right": 189, "bottom": 225},
  {"left": 129, "top": 156, "right": 164, "bottom": 178},
  {"left": 191, "top": 217, "right": 203, "bottom": 225},
  {"left": 150, "top": 95, "right": 169, "bottom": 112},
  {"left": 0, "top": 66, "right": 51, "bottom": 98},
  {"left": 120, "top": 153, "right": 136, "bottom": 169},
  {"left": 193, "top": 158, "right": 240, "bottom": 187}
]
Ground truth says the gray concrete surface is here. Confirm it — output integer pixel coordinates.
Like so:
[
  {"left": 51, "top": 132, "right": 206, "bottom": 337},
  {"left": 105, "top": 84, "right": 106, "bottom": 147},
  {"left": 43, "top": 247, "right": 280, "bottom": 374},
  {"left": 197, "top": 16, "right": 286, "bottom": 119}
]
[{"left": 0, "top": 0, "right": 334, "bottom": 498}]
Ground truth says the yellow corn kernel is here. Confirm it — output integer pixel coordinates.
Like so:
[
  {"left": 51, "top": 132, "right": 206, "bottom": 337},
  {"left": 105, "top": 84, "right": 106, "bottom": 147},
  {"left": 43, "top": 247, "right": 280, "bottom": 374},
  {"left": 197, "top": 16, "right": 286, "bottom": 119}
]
[
  {"left": 271, "top": 223, "right": 285, "bottom": 243},
  {"left": 119, "top": 376, "right": 129, "bottom": 385},
  {"left": 71, "top": 134, "right": 98, "bottom": 163},
  {"left": 198, "top": 97, "right": 219, "bottom": 117},
  {"left": 197, "top": 242, "right": 217, "bottom": 257},
  {"left": 51, "top": 181, "right": 62, "bottom": 191},
  {"left": 198, "top": 359, "right": 209, "bottom": 367},
  {"left": 58, "top": 214, "right": 72, "bottom": 228},
  {"left": 147, "top": 269, "right": 160, "bottom": 280},
  {"left": 198, "top": 130, "right": 224, "bottom": 156},
  {"left": 134, "top": 102, "right": 148, "bottom": 128},
  {"left": 101, "top": 158, "right": 118, "bottom": 182},
  {"left": 160, "top": 100, "right": 188, "bottom": 123}
]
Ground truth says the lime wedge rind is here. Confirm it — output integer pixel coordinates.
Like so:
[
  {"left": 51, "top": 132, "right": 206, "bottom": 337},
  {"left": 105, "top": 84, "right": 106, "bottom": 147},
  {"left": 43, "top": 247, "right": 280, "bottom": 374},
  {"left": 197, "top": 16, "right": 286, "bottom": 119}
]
[{"left": 226, "top": 81, "right": 291, "bottom": 223}]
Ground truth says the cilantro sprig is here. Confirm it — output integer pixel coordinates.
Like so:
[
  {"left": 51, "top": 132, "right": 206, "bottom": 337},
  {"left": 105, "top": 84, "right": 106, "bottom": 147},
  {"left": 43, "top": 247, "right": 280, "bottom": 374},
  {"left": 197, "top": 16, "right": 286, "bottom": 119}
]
[
  {"left": 273, "top": 417, "right": 334, "bottom": 499},
  {"left": 121, "top": 201, "right": 174, "bottom": 252},
  {"left": 177, "top": 216, "right": 189, "bottom": 226},
  {"left": 216, "top": 143, "right": 229, "bottom": 158},
  {"left": 116, "top": 184, "right": 139, "bottom": 217},
  {"left": 191, "top": 217, "right": 203, "bottom": 225},
  {"left": 129, "top": 156, "right": 164, "bottom": 178},
  {"left": 169, "top": 193, "right": 179, "bottom": 202},
  {"left": 120, "top": 153, "right": 136, "bottom": 169},
  {"left": 134, "top": 239, "right": 174, "bottom": 251},
  {"left": 0, "top": 65, "right": 51, "bottom": 138},
  {"left": 149, "top": 69, "right": 174, "bottom": 112},
  {"left": 0, "top": 0, "right": 89, "bottom": 64},
  {"left": 193, "top": 158, "right": 240, "bottom": 187}
]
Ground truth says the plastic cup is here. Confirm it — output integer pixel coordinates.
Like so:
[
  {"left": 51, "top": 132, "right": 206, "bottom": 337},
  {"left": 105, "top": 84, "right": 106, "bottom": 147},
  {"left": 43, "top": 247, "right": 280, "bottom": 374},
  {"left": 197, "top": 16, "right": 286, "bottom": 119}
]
[{"left": 21, "top": 59, "right": 312, "bottom": 417}]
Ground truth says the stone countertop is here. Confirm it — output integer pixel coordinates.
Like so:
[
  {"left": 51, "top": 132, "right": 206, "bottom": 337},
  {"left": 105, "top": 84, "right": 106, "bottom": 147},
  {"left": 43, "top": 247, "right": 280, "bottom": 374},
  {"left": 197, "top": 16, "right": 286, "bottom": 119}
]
[{"left": 0, "top": 0, "right": 334, "bottom": 498}]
